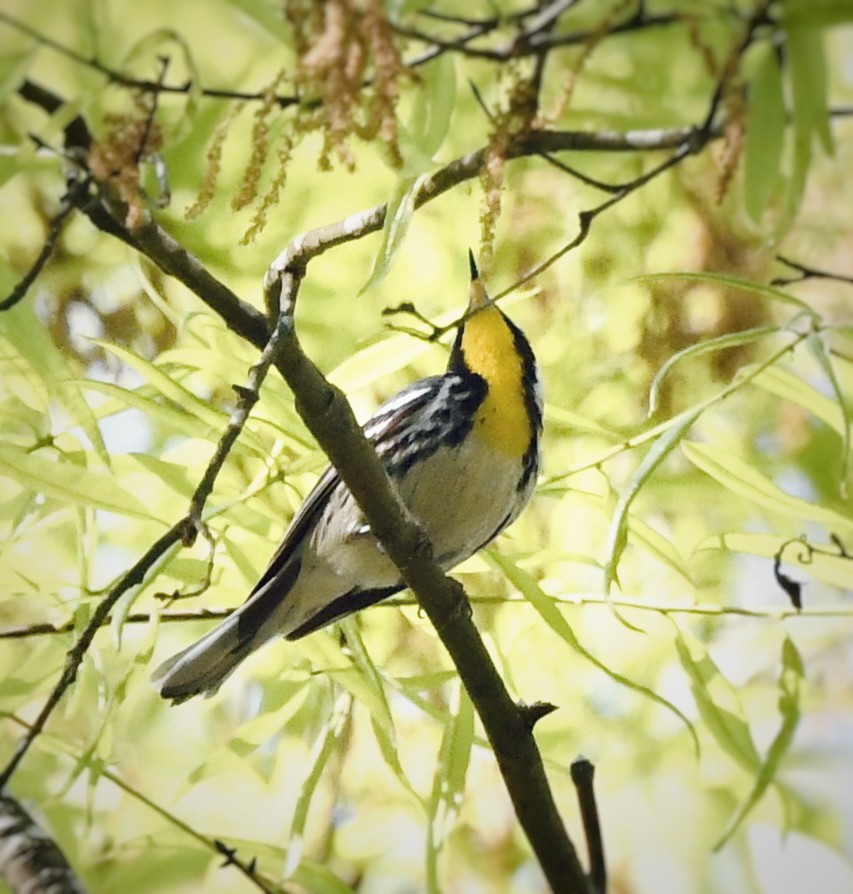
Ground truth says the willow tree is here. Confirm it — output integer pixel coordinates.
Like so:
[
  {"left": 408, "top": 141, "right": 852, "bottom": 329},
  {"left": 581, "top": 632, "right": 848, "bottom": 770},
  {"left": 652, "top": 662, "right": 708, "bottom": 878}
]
[{"left": 1, "top": 2, "right": 851, "bottom": 893}]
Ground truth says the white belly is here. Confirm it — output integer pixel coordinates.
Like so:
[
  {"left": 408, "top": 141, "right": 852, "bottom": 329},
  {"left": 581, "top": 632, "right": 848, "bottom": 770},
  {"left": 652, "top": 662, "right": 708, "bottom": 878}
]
[{"left": 313, "top": 432, "right": 525, "bottom": 587}]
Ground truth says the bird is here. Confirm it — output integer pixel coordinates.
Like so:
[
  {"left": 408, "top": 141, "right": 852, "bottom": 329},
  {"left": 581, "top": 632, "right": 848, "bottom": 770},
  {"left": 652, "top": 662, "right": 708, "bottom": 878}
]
[{"left": 153, "top": 252, "right": 543, "bottom": 703}]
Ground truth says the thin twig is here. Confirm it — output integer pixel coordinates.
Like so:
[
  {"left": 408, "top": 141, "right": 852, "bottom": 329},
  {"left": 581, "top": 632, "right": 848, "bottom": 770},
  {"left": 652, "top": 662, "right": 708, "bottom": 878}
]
[
  {"left": 6, "top": 593, "right": 849, "bottom": 642},
  {"left": 0, "top": 523, "right": 185, "bottom": 789},
  {"left": 0, "top": 181, "right": 87, "bottom": 312},
  {"left": 772, "top": 254, "right": 853, "bottom": 287},
  {"left": 496, "top": 139, "right": 697, "bottom": 300},
  {"left": 2, "top": 713, "right": 282, "bottom": 894},
  {"left": 571, "top": 758, "right": 606, "bottom": 894},
  {"left": 0, "top": 302, "right": 291, "bottom": 787},
  {"left": 263, "top": 243, "right": 589, "bottom": 892}
]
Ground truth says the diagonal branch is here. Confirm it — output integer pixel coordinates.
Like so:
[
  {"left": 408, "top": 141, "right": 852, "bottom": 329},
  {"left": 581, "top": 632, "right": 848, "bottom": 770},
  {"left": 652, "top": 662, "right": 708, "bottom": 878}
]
[
  {"left": 0, "top": 308, "right": 290, "bottom": 788},
  {"left": 0, "top": 185, "right": 81, "bottom": 312},
  {"left": 263, "top": 246, "right": 589, "bottom": 893}
]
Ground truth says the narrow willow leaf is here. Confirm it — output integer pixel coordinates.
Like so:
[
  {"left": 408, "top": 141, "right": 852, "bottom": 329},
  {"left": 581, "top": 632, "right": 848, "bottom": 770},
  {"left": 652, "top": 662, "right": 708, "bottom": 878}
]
[
  {"left": 361, "top": 174, "right": 427, "bottom": 293},
  {"left": 283, "top": 689, "right": 353, "bottom": 880},
  {"left": 805, "top": 333, "right": 851, "bottom": 497},
  {"left": 786, "top": 21, "right": 833, "bottom": 155},
  {"left": 228, "top": 683, "right": 310, "bottom": 754},
  {"left": 426, "top": 680, "right": 474, "bottom": 894},
  {"left": 634, "top": 272, "right": 817, "bottom": 319},
  {"left": 0, "top": 45, "right": 36, "bottom": 104},
  {"left": 1, "top": 304, "right": 109, "bottom": 466},
  {"left": 336, "top": 621, "right": 395, "bottom": 740},
  {"left": 604, "top": 409, "right": 700, "bottom": 596},
  {"left": 573, "top": 490, "right": 692, "bottom": 584},
  {"left": 94, "top": 340, "right": 226, "bottom": 429},
  {"left": 78, "top": 379, "right": 212, "bottom": 440},
  {"left": 782, "top": 0, "right": 853, "bottom": 26},
  {"left": 0, "top": 444, "right": 153, "bottom": 520},
  {"left": 746, "top": 364, "right": 846, "bottom": 435},
  {"left": 714, "top": 637, "right": 804, "bottom": 849},
  {"left": 327, "top": 332, "right": 436, "bottom": 392},
  {"left": 779, "top": 126, "right": 811, "bottom": 235},
  {"left": 336, "top": 621, "right": 420, "bottom": 802},
  {"left": 411, "top": 52, "right": 456, "bottom": 159},
  {"left": 682, "top": 441, "right": 853, "bottom": 534},
  {"left": 489, "top": 551, "right": 699, "bottom": 753},
  {"left": 544, "top": 404, "right": 624, "bottom": 440},
  {"left": 289, "top": 861, "right": 357, "bottom": 894},
  {"left": 694, "top": 532, "right": 853, "bottom": 591},
  {"left": 648, "top": 326, "right": 779, "bottom": 417},
  {"left": 745, "top": 45, "right": 787, "bottom": 221},
  {"left": 122, "top": 454, "right": 197, "bottom": 498},
  {"left": 672, "top": 624, "right": 760, "bottom": 773},
  {"left": 629, "top": 515, "right": 693, "bottom": 584}
]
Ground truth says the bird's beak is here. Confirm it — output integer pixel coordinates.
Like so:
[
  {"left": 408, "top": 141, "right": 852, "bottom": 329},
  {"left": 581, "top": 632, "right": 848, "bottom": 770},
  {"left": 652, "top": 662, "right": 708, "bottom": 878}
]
[{"left": 468, "top": 249, "right": 490, "bottom": 311}]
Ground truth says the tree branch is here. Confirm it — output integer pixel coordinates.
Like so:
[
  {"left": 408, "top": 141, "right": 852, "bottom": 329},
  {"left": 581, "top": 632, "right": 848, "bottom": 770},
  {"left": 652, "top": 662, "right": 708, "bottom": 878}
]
[
  {"left": 263, "top": 243, "right": 589, "bottom": 893},
  {"left": 0, "top": 307, "right": 290, "bottom": 788},
  {"left": 772, "top": 254, "right": 853, "bottom": 287},
  {"left": 4, "top": 593, "right": 851, "bottom": 642},
  {"left": 570, "top": 758, "right": 606, "bottom": 894},
  {"left": 0, "top": 183, "right": 82, "bottom": 312}
]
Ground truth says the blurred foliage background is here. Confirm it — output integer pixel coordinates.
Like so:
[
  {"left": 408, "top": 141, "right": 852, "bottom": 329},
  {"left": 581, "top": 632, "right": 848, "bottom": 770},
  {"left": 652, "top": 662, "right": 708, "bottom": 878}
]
[{"left": 0, "top": 0, "right": 852, "bottom": 892}]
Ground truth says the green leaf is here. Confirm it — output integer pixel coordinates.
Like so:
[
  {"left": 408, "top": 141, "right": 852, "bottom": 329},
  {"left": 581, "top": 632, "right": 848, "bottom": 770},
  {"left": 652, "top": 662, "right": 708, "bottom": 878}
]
[
  {"left": 327, "top": 332, "right": 436, "bottom": 392},
  {"left": 489, "top": 551, "right": 699, "bottom": 752},
  {"left": 785, "top": 20, "right": 833, "bottom": 156},
  {"left": 805, "top": 333, "right": 851, "bottom": 497},
  {"left": 289, "top": 860, "right": 357, "bottom": 894},
  {"left": 648, "top": 326, "right": 779, "bottom": 417},
  {"left": 0, "top": 43, "right": 36, "bottom": 104},
  {"left": 410, "top": 53, "right": 456, "bottom": 160},
  {"left": 693, "top": 532, "right": 853, "bottom": 592},
  {"left": 361, "top": 174, "right": 427, "bottom": 293},
  {"left": 283, "top": 689, "right": 353, "bottom": 880},
  {"left": 714, "top": 637, "right": 803, "bottom": 849},
  {"left": 0, "top": 303, "right": 110, "bottom": 466},
  {"left": 227, "top": 0, "right": 291, "bottom": 42},
  {"left": 673, "top": 624, "right": 760, "bottom": 773},
  {"left": 94, "top": 340, "right": 274, "bottom": 455},
  {"left": 78, "top": 379, "right": 213, "bottom": 440},
  {"left": 745, "top": 45, "right": 787, "bottom": 221},
  {"left": 604, "top": 409, "right": 700, "bottom": 596},
  {"left": 426, "top": 679, "right": 473, "bottom": 894},
  {"left": 337, "top": 621, "right": 422, "bottom": 802},
  {"left": 94, "top": 340, "right": 226, "bottom": 429},
  {"left": 682, "top": 441, "right": 853, "bottom": 534},
  {"left": 746, "top": 363, "right": 847, "bottom": 435},
  {"left": 782, "top": 0, "right": 853, "bottom": 26},
  {"left": 779, "top": 119, "right": 812, "bottom": 234},
  {"left": 0, "top": 444, "right": 154, "bottom": 520},
  {"left": 228, "top": 682, "right": 310, "bottom": 754},
  {"left": 628, "top": 514, "right": 693, "bottom": 584}
]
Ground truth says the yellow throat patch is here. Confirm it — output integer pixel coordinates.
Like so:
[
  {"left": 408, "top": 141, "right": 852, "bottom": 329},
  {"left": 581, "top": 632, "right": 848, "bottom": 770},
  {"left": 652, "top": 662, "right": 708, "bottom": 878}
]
[{"left": 461, "top": 304, "right": 532, "bottom": 459}]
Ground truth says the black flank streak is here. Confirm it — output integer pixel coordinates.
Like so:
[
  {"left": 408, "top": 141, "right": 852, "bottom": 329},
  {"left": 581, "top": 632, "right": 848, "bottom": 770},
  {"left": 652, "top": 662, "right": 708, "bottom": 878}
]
[{"left": 286, "top": 585, "right": 403, "bottom": 639}]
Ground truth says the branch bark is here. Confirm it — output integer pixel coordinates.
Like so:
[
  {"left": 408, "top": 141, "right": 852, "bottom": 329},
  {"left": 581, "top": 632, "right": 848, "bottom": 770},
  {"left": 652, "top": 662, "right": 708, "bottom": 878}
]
[{"left": 263, "top": 250, "right": 589, "bottom": 892}]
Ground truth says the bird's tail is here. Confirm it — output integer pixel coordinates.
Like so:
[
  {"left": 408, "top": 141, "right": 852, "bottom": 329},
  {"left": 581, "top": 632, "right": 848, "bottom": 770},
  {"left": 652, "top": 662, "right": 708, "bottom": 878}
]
[
  {"left": 152, "top": 613, "right": 257, "bottom": 704},
  {"left": 153, "top": 558, "right": 305, "bottom": 703}
]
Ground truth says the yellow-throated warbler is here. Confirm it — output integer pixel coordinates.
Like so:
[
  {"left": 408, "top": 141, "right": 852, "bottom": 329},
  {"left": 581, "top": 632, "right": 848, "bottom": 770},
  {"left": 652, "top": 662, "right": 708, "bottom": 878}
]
[{"left": 154, "top": 253, "right": 542, "bottom": 702}]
